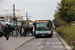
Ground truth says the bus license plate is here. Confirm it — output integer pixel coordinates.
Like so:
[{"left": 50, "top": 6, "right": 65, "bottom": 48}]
[
  {"left": 39, "top": 31, "right": 47, "bottom": 33},
  {"left": 41, "top": 35, "right": 45, "bottom": 36}
]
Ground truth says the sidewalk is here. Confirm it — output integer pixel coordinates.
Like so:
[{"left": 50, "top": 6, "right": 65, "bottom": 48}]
[{"left": 0, "top": 36, "right": 35, "bottom": 50}]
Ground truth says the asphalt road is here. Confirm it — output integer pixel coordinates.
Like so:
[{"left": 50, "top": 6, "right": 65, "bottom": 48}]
[{"left": 17, "top": 32, "right": 65, "bottom": 50}]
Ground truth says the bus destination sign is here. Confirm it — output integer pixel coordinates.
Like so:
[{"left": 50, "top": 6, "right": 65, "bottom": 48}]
[{"left": 36, "top": 21, "right": 49, "bottom": 23}]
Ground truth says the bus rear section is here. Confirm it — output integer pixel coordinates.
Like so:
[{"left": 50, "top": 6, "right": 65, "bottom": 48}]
[{"left": 34, "top": 20, "right": 53, "bottom": 38}]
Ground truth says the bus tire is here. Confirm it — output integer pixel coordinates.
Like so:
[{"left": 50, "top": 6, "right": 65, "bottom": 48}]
[
  {"left": 35, "top": 36, "right": 37, "bottom": 38},
  {"left": 50, "top": 33, "right": 53, "bottom": 37},
  {"left": 35, "top": 36, "right": 38, "bottom": 38}
]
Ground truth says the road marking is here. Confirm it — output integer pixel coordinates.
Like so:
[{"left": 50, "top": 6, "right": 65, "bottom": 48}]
[
  {"left": 51, "top": 42, "right": 62, "bottom": 44},
  {"left": 37, "top": 45, "right": 44, "bottom": 50},
  {"left": 46, "top": 42, "right": 49, "bottom": 44},
  {"left": 40, "top": 45, "right": 43, "bottom": 47},
  {"left": 52, "top": 46, "right": 63, "bottom": 48},
  {"left": 38, "top": 42, "right": 41, "bottom": 45}
]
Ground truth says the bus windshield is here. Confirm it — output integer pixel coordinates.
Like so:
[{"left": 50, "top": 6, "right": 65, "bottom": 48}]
[{"left": 36, "top": 22, "right": 50, "bottom": 30}]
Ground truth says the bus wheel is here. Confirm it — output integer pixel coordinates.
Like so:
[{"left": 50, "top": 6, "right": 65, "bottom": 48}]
[
  {"left": 50, "top": 34, "right": 53, "bottom": 37},
  {"left": 35, "top": 36, "right": 38, "bottom": 38}
]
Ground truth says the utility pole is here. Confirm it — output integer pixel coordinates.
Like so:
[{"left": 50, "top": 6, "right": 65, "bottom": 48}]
[
  {"left": 26, "top": 12, "right": 27, "bottom": 22},
  {"left": 26, "top": 12, "right": 31, "bottom": 26},
  {"left": 12, "top": 4, "right": 17, "bottom": 37},
  {"left": 13, "top": 4, "right": 15, "bottom": 26},
  {"left": 26, "top": 12, "right": 28, "bottom": 26}
]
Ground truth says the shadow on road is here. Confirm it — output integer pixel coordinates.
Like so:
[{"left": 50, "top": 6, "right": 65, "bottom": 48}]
[{"left": 35, "top": 36, "right": 52, "bottom": 38}]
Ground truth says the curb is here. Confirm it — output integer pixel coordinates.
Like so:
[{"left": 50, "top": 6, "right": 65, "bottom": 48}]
[
  {"left": 14, "top": 37, "right": 35, "bottom": 50},
  {"left": 55, "top": 32, "right": 72, "bottom": 50}
]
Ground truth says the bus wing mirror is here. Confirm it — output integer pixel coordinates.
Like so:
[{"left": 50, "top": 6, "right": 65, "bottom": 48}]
[
  {"left": 33, "top": 22, "right": 35, "bottom": 25},
  {"left": 51, "top": 22, "right": 52, "bottom": 25}
]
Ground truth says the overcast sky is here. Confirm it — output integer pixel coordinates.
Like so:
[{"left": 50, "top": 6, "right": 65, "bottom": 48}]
[{"left": 0, "top": 0, "right": 61, "bottom": 21}]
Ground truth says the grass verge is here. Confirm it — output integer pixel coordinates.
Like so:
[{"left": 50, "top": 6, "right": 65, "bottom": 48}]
[{"left": 56, "top": 26, "right": 75, "bottom": 50}]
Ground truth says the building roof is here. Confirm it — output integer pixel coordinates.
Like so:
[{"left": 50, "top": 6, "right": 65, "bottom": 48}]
[{"left": 0, "top": 15, "right": 4, "bottom": 17}]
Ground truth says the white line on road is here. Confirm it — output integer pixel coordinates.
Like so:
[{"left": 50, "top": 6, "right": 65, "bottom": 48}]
[
  {"left": 51, "top": 42, "right": 62, "bottom": 44},
  {"left": 37, "top": 45, "right": 44, "bottom": 50},
  {"left": 52, "top": 46, "right": 63, "bottom": 48},
  {"left": 38, "top": 42, "right": 41, "bottom": 45},
  {"left": 46, "top": 42, "right": 49, "bottom": 44}
]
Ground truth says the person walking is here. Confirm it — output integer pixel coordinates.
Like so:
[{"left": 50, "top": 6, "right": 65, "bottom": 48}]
[
  {"left": 4, "top": 24, "right": 11, "bottom": 40},
  {"left": 11, "top": 26, "right": 15, "bottom": 36},
  {"left": 2, "top": 25, "right": 4, "bottom": 36},
  {"left": 0, "top": 25, "right": 3, "bottom": 37},
  {"left": 22, "top": 26, "right": 27, "bottom": 37},
  {"left": 26, "top": 26, "right": 29, "bottom": 36},
  {"left": 20, "top": 26, "right": 22, "bottom": 37},
  {"left": 20, "top": 26, "right": 24, "bottom": 37},
  {"left": 29, "top": 26, "right": 33, "bottom": 36},
  {"left": 21, "top": 27, "right": 24, "bottom": 36}
]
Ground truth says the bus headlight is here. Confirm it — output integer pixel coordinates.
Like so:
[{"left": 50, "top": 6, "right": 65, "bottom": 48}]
[
  {"left": 36, "top": 31, "right": 39, "bottom": 34},
  {"left": 48, "top": 31, "right": 51, "bottom": 34},
  {"left": 36, "top": 32, "right": 38, "bottom": 34}
]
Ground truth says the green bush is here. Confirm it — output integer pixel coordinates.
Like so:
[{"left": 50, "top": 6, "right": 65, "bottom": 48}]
[{"left": 56, "top": 26, "right": 75, "bottom": 47}]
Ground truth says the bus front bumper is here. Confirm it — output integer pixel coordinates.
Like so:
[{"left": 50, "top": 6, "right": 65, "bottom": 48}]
[{"left": 35, "top": 33, "right": 53, "bottom": 37}]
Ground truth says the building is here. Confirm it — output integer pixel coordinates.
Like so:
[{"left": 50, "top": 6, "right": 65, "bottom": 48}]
[
  {"left": 21, "top": 20, "right": 33, "bottom": 26},
  {"left": 0, "top": 14, "right": 23, "bottom": 25},
  {"left": 0, "top": 14, "right": 33, "bottom": 26},
  {"left": 4, "top": 15, "right": 23, "bottom": 24},
  {"left": 0, "top": 15, "right": 4, "bottom": 22}
]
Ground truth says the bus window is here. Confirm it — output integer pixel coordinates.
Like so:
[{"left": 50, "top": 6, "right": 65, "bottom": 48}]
[{"left": 36, "top": 22, "right": 50, "bottom": 30}]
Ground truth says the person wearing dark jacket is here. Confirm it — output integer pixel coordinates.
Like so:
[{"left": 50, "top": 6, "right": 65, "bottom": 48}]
[
  {"left": 11, "top": 26, "right": 15, "bottom": 36},
  {"left": 26, "top": 26, "right": 29, "bottom": 35},
  {"left": 23, "top": 26, "right": 27, "bottom": 37},
  {"left": 0, "top": 25, "right": 3, "bottom": 37},
  {"left": 20, "top": 26, "right": 22, "bottom": 37},
  {"left": 4, "top": 24, "right": 11, "bottom": 40},
  {"left": 30, "top": 27, "right": 33, "bottom": 35},
  {"left": 29, "top": 26, "right": 33, "bottom": 36}
]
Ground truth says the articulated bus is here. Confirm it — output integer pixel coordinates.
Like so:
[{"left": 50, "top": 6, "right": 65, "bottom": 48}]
[{"left": 33, "top": 20, "right": 53, "bottom": 38}]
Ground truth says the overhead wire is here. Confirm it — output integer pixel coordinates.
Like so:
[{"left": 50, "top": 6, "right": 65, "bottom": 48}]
[
  {"left": 0, "top": 0, "right": 12, "bottom": 8},
  {"left": 0, "top": 0, "right": 13, "bottom": 14},
  {"left": 0, "top": 0, "right": 26, "bottom": 16}
]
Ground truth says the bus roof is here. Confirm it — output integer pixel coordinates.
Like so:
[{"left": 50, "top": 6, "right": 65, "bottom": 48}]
[
  {"left": 35, "top": 20, "right": 51, "bottom": 23},
  {"left": 35, "top": 20, "right": 51, "bottom": 21}
]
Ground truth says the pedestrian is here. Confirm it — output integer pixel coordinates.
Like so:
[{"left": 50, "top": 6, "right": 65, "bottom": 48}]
[
  {"left": 21, "top": 27, "right": 24, "bottom": 36},
  {"left": 2, "top": 25, "right": 4, "bottom": 36},
  {"left": 0, "top": 25, "right": 3, "bottom": 37},
  {"left": 26, "top": 26, "right": 29, "bottom": 36},
  {"left": 20, "top": 26, "right": 22, "bottom": 37},
  {"left": 11, "top": 26, "right": 15, "bottom": 36},
  {"left": 4, "top": 24, "right": 11, "bottom": 40},
  {"left": 20, "top": 26, "right": 24, "bottom": 37},
  {"left": 23, "top": 26, "right": 27, "bottom": 37},
  {"left": 29, "top": 26, "right": 33, "bottom": 36}
]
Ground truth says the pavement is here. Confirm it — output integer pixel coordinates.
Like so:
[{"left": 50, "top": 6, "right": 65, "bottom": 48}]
[
  {"left": 0, "top": 32, "right": 72, "bottom": 50},
  {"left": 0, "top": 36, "right": 35, "bottom": 50}
]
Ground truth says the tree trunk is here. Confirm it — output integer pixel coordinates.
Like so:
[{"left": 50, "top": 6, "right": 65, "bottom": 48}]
[
  {"left": 68, "top": 22, "right": 70, "bottom": 28},
  {"left": 66, "top": 22, "right": 68, "bottom": 27}
]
